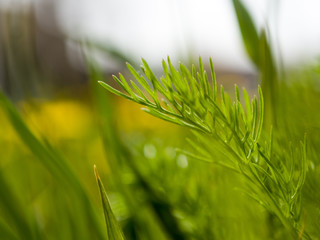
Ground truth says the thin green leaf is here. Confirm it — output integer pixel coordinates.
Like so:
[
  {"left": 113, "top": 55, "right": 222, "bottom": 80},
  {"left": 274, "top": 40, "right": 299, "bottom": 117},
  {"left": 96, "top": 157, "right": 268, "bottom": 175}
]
[
  {"left": 232, "top": 0, "right": 260, "bottom": 66},
  {"left": 254, "top": 86, "right": 264, "bottom": 141},
  {"left": 99, "top": 81, "right": 133, "bottom": 101},
  {"left": 0, "top": 91, "right": 106, "bottom": 240},
  {"left": 94, "top": 166, "right": 125, "bottom": 240},
  {"left": 209, "top": 57, "right": 217, "bottom": 101}
]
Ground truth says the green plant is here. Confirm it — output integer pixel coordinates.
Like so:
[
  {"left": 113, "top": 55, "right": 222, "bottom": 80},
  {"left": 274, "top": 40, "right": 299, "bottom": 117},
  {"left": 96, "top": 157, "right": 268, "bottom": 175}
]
[
  {"left": 98, "top": 56, "right": 311, "bottom": 239},
  {"left": 1, "top": 0, "right": 320, "bottom": 239},
  {"left": 94, "top": 165, "right": 125, "bottom": 240}
]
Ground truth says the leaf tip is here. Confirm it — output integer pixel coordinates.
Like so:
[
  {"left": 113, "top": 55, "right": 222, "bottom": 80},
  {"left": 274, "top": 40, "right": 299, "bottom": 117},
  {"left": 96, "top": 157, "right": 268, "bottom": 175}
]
[{"left": 94, "top": 164, "right": 100, "bottom": 180}]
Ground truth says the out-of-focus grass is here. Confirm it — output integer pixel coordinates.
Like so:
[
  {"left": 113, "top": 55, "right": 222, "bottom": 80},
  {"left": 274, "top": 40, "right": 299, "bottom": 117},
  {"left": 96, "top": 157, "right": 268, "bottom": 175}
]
[
  {"left": 0, "top": 89, "right": 191, "bottom": 239},
  {"left": 2, "top": 66, "right": 320, "bottom": 239},
  {"left": 1, "top": 1, "right": 320, "bottom": 239},
  {"left": 0, "top": 80, "right": 271, "bottom": 239}
]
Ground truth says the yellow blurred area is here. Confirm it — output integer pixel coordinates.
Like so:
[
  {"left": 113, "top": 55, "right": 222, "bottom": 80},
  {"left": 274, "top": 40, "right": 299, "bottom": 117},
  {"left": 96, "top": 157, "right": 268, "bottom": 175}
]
[
  {"left": 115, "top": 98, "right": 180, "bottom": 134},
  {"left": 0, "top": 97, "right": 180, "bottom": 181},
  {"left": 0, "top": 97, "right": 178, "bottom": 144},
  {"left": 22, "top": 99, "right": 93, "bottom": 141},
  {"left": 0, "top": 107, "right": 19, "bottom": 142}
]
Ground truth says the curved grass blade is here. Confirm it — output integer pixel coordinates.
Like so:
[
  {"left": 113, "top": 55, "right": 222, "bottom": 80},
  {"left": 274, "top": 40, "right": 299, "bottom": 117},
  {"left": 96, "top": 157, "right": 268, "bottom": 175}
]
[
  {"left": 232, "top": 0, "right": 260, "bottom": 67},
  {"left": 0, "top": 91, "right": 106, "bottom": 240},
  {"left": 0, "top": 171, "right": 33, "bottom": 240}
]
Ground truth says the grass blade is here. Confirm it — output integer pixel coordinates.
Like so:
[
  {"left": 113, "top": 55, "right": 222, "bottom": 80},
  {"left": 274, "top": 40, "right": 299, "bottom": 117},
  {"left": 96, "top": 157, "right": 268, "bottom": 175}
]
[
  {"left": 0, "top": 91, "right": 106, "bottom": 240},
  {"left": 232, "top": 0, "right": 260, "bottom": 66},
  {"left": 94, "top": 166, "right": 126, "bottom": 240}
]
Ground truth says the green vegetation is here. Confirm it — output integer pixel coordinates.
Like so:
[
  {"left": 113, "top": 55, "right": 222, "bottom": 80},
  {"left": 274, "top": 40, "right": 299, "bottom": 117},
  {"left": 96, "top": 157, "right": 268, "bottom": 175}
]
[{"left": 1, "top": 0, "right": 320, "bottom": 239}]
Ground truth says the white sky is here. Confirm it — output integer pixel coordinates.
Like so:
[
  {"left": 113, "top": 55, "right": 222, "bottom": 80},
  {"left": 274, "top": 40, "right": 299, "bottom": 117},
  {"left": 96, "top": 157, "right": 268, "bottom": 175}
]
[{"left": 3, "top": 0, "right": 320, "bottom": 71}]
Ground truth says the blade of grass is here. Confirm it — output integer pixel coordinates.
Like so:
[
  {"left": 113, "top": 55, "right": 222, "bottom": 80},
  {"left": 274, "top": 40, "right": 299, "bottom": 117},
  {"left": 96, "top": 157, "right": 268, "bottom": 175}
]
[
  {"left": 0, "top": 220, "right": 19, "bottom": 240},
  {"left": 0, "top": 91, "right": 106, "bottom": 240},
  {"left": 232, "top": 0, "right": 260, "bottom": 67},
  {"left": 0, "top": 170, "right": 34, "bottom": 240},
  {"left": 94, "top": 165, "right": 126, "bottom": 240}
]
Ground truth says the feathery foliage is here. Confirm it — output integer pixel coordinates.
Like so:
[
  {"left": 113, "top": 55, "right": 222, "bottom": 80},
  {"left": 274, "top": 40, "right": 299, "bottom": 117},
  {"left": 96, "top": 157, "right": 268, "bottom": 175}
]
[
  {"left": 1, "top": 1, "right": 320, "bottom": 239},
  {"left": 99, "top": 57, "right": 310, "bottom": 239}
]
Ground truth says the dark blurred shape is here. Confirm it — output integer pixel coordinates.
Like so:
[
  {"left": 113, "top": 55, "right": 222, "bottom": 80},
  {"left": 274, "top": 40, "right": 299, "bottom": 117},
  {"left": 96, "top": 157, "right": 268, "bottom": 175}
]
[
  {"left": 0, "top": 2, "right": 86, "bottom": 100},
  {"left": 0, "top": 1, "right": 256, "bottom": 102}
]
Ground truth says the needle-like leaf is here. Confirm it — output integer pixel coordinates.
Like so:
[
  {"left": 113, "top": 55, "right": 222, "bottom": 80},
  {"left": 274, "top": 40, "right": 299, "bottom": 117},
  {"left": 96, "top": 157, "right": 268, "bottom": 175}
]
[{"left": 94, "top": 165, "right": 126, "bottom": 240}]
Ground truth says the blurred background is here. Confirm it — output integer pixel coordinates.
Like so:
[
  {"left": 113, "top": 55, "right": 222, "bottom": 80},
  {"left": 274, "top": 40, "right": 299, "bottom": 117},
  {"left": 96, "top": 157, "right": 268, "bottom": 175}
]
[
  {"left": 2, "top": 0, "right": 320, "bottom": 99},
  {"left": 1, "top": 0, "right": 320, "bottom": 239}
]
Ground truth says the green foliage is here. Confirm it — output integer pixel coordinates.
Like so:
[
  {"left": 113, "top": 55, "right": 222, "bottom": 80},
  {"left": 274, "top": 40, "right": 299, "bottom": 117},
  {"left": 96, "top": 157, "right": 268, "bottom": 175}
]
[
  {"left": 94, "top": 165, "right": 126, "bottom": 240},
  {"left": 232, "top": 0, "right": 277, "bottom": 125},
  {"left": 0, "top": 169, "right": 34, "bottom": 240},
  {"left": 0, "top": 92, "right": 106, "bottom": 240},
  {"left": 232, "top": 0, "right": 260, "bottom": 67},
  {"left": 99, "top": 57, "right": 312, "bottom": 239},
  {"left": 1, "top": 1, "right": 320, "bottom": 239},
  {"left": 88, "top": 59, "right": 189, "bottom": 240}
]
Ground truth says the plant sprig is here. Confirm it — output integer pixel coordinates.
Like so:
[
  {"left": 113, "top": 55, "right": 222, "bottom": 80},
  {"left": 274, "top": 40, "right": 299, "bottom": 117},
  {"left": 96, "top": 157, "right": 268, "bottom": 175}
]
[{"left": 99, "top": 57, "right": 310, "bottom": 239}]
